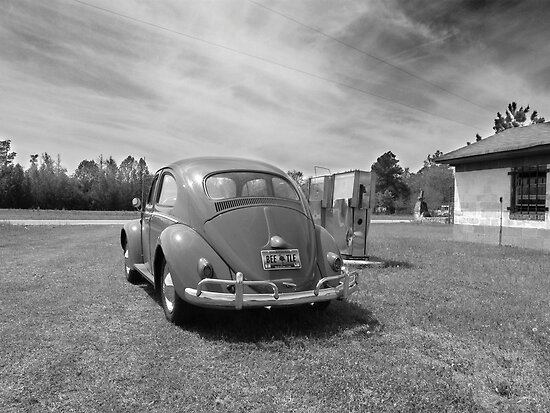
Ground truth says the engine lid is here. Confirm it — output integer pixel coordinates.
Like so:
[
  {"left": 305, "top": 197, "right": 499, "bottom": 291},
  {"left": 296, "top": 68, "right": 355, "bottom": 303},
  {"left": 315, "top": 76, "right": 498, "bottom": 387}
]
[{"left": 204, "top": 206, "right": 316, "bottom": 290}]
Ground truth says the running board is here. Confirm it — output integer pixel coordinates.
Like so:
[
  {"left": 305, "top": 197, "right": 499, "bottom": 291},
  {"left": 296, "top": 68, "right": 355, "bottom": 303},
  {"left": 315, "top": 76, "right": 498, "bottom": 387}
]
[{"left": 134, "top": 264, "right": 155, "bottom": 285}]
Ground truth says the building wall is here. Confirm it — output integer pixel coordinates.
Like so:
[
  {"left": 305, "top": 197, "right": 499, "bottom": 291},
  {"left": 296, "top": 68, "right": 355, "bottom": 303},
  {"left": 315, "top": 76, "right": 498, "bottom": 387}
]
[{"left": 453, "top": 166, "right": 550, "bottom": 250}]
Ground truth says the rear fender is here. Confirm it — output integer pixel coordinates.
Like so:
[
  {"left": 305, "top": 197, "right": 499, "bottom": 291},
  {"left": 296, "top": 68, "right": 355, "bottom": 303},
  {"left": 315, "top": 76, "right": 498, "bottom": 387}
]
[
  {"left": 315, "top": 224, "right": 342, "bottom": 278},
  {"left": 156, "top": 224, "right": 231, "bottom": 297},
  {"left": 121, "top": 219, "right": 143, "bottom": 270}
]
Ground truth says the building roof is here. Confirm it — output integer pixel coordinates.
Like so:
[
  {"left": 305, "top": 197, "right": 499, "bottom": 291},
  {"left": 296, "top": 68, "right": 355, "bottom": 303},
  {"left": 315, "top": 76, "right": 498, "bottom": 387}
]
[{"left": 437, "top": 122, "right": 550, "bottom": 165}]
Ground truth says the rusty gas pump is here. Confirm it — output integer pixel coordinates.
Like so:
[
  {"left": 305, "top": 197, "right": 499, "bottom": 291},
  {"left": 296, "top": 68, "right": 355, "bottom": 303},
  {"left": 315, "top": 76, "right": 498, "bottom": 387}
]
[{"left": 307, "top": 170, "right": 376, "bottom": 259}]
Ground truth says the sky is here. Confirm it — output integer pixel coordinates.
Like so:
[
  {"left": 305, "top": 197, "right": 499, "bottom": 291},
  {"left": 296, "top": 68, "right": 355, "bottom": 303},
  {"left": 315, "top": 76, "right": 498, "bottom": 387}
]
[{"left": 1, "top": 0, "right": 550, "bottom": 176}]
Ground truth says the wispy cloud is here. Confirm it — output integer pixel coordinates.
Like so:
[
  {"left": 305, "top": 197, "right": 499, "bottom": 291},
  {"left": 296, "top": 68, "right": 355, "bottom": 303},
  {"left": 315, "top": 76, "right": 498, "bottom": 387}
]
[{"left": 1, "top": 0, "right": 549, "bottom": 175}]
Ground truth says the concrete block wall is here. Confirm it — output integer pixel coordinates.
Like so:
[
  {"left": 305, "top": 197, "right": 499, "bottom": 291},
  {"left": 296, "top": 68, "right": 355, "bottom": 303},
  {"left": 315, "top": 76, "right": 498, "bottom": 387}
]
[
  {"left": 453, "top": 166, "right": 550, "bottom": 250},
  {"left": 454, "top": 168, "right": 510, "bottom": 225}
]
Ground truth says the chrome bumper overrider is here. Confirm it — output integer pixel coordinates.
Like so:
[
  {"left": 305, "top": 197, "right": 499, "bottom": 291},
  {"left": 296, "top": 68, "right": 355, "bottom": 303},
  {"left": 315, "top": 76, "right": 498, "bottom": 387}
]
[{"left": 183, "top": 270, "right": 358, "bottom": 310}]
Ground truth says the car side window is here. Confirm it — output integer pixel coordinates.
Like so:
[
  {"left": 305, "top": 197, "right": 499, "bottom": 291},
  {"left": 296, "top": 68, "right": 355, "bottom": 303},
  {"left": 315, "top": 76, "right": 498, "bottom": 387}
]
[
  {"left": 147, "top": 175, "right": 159, "bottom": 206},
  {"left": 157, "top": 174, "right": 177, "bottom": 207}
]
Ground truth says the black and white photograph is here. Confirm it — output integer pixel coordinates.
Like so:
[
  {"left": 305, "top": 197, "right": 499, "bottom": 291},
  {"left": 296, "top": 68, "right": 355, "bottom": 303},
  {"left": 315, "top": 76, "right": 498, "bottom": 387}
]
[{"left": 1, "top": 0, "right": 549, "bottom": 411}]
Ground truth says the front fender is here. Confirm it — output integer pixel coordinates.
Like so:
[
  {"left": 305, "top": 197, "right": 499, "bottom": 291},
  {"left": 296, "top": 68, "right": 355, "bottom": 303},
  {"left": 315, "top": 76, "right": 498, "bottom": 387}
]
[
  {"left": 158, "top": 224, "right": 231, "bottom": 297},
  {"left": 121, "top": 219, "right": 143, "bottom": 270},
  {"left": 315, "top": 224, "right": 342, "bottom": 278}
]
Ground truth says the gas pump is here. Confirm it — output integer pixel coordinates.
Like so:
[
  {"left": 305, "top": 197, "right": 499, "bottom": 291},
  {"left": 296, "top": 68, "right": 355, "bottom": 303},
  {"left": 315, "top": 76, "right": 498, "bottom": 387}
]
[
  {"left": 308, "top": 170, "right": 376, "bottom": 259},
  {"left": 307, "top": 175, "right": 333, "bottom": 227}
]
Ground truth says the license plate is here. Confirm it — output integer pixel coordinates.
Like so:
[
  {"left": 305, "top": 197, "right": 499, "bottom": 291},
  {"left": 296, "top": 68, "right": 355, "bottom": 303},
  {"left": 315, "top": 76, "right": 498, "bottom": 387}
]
[{"left": 261, "top": 249, "right": 301, "bottom": 270}]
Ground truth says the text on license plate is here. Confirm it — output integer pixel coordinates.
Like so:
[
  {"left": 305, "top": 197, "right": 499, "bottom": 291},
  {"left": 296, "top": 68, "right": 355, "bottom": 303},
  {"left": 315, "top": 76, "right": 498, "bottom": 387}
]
[{"left": 261, "top": 249, "right": 301, "bottom": 270}]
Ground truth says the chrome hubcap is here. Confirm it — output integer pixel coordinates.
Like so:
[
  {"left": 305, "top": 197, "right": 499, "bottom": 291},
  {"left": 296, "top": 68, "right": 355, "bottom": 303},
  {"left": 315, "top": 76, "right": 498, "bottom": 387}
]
[
  {"left": 163, "top": 270, "right": 175, "bottom": 313},
  {"left": 124, "top": 249, "right": 130, "bottom": 275}
]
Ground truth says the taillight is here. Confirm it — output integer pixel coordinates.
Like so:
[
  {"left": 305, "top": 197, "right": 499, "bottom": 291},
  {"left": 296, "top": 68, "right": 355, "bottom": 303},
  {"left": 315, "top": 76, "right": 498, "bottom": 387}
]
[
  {"left": 198, "top": 258, "right": 214, "bottom": 278},
  {"left": 326, "top": 252, "right": 342, "bottom": 272}
]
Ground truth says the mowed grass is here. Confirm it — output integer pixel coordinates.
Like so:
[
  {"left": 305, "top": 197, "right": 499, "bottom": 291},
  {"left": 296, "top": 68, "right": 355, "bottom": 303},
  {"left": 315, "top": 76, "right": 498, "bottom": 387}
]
[
  {"left": 0, "top": 222, "right": 549, "bottom": 412},
  {"left": 0, "top": 209, "right": 138, "bottom": 220}
]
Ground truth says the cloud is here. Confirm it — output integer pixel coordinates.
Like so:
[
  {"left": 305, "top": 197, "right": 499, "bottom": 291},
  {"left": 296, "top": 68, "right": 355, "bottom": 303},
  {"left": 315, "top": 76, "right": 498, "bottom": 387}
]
[
  {"left": 1, "top": 1, "right": 165, "bottom": 104},
  {"left": 1, "top": 0, "right": 550, "bottom": 177}
]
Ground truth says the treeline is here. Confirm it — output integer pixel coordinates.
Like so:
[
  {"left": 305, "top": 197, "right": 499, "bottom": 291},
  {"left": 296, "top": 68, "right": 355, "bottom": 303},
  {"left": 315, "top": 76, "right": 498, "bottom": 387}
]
[
  {"left": 1, "top": 139, "right": 453, "bottom": 214},
  {"left": 372, "top": 150, "right": 454, "bottom": 214},
  {"left": 0, "top": 140, "right": 153, "bottom": 210}
]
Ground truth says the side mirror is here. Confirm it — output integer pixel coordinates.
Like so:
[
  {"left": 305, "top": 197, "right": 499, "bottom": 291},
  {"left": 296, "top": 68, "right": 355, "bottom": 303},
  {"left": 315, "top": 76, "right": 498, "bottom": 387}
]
[{"left": 132, "top": 198, "right": 142, "bottom": 210}]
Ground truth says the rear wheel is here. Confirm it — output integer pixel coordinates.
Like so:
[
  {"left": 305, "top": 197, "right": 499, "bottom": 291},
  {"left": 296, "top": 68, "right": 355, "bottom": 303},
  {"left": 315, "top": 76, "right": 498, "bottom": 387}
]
[
  {"left": 161, "top": 260, "right": 194, "bottom": 324},
  {"left": 123, "top": 243, "right": 141, "bottom": 284}
]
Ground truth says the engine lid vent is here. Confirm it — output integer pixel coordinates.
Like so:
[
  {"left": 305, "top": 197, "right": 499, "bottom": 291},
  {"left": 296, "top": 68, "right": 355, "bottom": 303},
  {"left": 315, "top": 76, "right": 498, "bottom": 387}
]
[{"left": 215, "top": 197, "right": 295, "bottom": 212}]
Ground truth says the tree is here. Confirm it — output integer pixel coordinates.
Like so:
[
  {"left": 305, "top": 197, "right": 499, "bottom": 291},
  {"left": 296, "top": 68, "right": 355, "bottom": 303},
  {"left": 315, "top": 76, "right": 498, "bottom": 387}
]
[
  {"left": 423, "top": 150, "right": 444, "bottom": 169},
  {"left": 405, "top": 151, "right": 454, "bottom": 213},
  {"left": 102, "top": 156, "right": 119, "bottom": 210},
  {"left": 0, "top": 140, "right": 16, "bottom": 168},
  {"left": 287, "top": 170, "right": 305, "bottom": 187},
  {"left": 371, "top": 151, "right": 410, "bottom": 214},
  {"left": 118, "top": 156, "right": 140, "bottom": 208},
  {"left": 136, "top": 157, "right": 153, "bottom": 202},
  {"left": 0, "top": 137, "right": 154, "bottom": 210},
  {"left": 287, "top": 169, "right": 309, "bottom": 196},
  {"left": 493, "top": 102, "right": 546, "bottom": 133},
  {"left": 118, "top": 156, "right": 138, "bottom": 184},
  {"left": 0, "top": 163, "right": 29, "bottom": 208},
  {"left": 375, "top": 189, "right": 395, "bottom": 214},
  {"left": 32, "top": 153, "right": 70, "bottom": 209},
  {"left": 74, "top": 159, "right": 101, "bottom": 209},
  {"left": 0, "top": 140, "right": 19, "bottom": 207}
]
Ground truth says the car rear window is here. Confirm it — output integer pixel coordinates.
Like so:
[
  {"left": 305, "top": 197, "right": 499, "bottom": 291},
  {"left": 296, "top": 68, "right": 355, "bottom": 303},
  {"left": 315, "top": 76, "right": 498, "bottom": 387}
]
[{"left": 206, "top": 172, "right": 299, "bottom": 201}]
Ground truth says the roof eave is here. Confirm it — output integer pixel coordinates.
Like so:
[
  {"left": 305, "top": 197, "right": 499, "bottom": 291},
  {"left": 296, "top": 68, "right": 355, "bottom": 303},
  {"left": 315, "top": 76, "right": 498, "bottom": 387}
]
[{"left": 436, "top": 144, "right": 550, "bottom": 166}]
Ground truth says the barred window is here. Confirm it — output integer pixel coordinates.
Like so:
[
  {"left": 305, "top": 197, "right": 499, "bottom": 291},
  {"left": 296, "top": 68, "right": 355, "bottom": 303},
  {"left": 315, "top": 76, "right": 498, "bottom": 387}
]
[{"left": 509, "top": 165, "right": 548, "bottom": 220}]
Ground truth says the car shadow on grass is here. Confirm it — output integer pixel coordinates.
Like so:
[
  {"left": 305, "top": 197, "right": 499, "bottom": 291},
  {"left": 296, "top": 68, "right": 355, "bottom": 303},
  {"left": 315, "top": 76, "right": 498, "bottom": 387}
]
[
  {"left": 139, "top": 282, "right": 382, "bottom": 342},
  {"left": 193, "top": 301, "right": 383, "bottom": 344}
]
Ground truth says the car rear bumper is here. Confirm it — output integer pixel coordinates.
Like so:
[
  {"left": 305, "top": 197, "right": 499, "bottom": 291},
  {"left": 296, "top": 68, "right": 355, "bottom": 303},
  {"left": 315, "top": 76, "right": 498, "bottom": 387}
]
[{"left": 183, "top": 270, "right": 358, "bottom": 310}]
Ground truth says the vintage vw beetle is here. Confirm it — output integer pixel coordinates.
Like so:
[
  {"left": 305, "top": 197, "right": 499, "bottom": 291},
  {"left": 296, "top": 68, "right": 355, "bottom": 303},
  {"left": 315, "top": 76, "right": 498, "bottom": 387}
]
[{"left": 121, "top": 157, "right": 358, "bottom": 323}]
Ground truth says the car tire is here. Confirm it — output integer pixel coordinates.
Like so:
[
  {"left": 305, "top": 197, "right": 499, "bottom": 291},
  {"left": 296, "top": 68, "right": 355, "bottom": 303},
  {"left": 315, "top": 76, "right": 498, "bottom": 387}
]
[
  {"left": 124, "top": 242, "right": 141, "bottom": 284},
  {"left": 161, "top": 260, "right": 194, "bottom": 324}
]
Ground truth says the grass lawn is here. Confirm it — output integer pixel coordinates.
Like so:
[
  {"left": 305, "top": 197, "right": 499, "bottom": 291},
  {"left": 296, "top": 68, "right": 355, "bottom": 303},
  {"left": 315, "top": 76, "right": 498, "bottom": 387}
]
[
  {"left": 0, "top": 222, "right": 549, "bottom": 412},
  {"left": 0, "top": 209, "right": 139, "bottom": 220}
]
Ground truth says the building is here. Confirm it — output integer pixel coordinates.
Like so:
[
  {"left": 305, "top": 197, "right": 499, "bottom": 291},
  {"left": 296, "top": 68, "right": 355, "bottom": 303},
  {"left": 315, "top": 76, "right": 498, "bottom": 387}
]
[{"left": 437, "top": 122, "right": 550, "bottom": 250}]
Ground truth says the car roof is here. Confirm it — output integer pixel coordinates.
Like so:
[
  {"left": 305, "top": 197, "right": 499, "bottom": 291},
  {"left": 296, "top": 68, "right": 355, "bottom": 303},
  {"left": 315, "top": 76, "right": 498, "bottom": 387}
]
[
  {"left": 155, "top": 157, "right": 302, "bottom": 226},
  {"left": 163, "top": 157, "right": 288, "bottom": 179}
]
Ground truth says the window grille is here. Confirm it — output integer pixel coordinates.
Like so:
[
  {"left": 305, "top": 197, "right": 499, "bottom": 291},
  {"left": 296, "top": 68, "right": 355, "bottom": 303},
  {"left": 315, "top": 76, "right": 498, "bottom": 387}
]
[{"left": 509, "top": 165, "right": 548, "bottom": 220}]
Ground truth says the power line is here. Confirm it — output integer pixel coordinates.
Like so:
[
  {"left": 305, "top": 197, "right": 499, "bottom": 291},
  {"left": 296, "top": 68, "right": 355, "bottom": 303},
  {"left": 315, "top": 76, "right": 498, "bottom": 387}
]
[
  {"left": 71, "top": 0, "right": 484, "bottom": 131},
  {"left": 248, "top": 0, "right": 495, "bottom": 115}
]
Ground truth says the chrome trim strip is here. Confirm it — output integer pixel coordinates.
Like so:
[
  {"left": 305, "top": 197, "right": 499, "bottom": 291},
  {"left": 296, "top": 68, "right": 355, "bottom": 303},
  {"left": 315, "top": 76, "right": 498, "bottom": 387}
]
[{"left": 150, "top": 212, "right": 179, "bottom": 223}]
